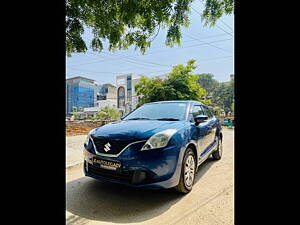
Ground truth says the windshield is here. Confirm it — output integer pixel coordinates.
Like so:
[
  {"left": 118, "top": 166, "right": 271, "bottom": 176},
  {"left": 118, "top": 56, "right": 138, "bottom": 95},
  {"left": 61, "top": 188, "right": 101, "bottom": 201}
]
[{"left": 123, "top": 102, "right": 188, "bottom": 121}]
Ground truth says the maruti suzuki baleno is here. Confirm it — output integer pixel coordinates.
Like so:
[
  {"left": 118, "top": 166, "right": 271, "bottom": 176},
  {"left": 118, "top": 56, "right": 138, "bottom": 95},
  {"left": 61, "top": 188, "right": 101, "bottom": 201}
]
[{"left": 83, "top": 100, "right": 222, "bottom": 193}]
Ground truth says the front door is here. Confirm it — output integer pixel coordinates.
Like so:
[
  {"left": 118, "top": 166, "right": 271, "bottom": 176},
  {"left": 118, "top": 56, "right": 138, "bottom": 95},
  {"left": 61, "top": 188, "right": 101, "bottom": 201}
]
[
  {"left": 201, "top": 105, "right": 217, "bottom": 146},
  {"left": 190, "top": 105, "right": 210, "bottom": 158}
]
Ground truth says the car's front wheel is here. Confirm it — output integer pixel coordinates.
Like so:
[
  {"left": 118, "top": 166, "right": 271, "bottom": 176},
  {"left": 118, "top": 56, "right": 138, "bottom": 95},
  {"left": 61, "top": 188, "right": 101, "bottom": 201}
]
[{"left": 175, "top": 148, "right": 196, "bottom": 193}]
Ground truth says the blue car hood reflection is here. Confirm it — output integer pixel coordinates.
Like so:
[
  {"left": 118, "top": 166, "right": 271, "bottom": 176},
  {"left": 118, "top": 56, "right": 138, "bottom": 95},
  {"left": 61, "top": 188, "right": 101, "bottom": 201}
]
[{"left": 92, "top": 120, "right": 188, "bottom": 141}]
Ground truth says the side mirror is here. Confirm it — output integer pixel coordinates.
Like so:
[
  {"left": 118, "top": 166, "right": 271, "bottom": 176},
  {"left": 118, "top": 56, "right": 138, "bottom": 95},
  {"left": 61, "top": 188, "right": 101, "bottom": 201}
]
[{"left": 194, "top": 115, "right": 208, "bottom": 125}]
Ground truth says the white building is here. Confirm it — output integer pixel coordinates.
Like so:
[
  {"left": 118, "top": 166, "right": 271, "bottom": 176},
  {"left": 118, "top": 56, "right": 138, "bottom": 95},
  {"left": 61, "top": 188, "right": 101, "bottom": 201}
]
[
  {"left": 96, "top": 99, "right": 117, "bottom": 109},
  {"left": 96, "top": 83, "right": 118, "bottom": 109},
  {"left": 83, "top": 83, "right": 118, "bottom": 116},
  {"left": 116, "top": 74, "right": 142, "bottom": 116}
]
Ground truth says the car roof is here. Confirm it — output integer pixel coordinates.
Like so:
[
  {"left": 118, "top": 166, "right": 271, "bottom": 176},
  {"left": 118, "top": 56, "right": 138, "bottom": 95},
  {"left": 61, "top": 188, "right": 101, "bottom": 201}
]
[{"left": 146, "top": 100, "right": 203, "bottom": 105}]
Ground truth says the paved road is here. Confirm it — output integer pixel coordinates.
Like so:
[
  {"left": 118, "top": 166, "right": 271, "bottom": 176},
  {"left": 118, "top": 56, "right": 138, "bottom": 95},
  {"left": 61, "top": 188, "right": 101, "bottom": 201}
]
[
  {"left": 66, "top": 128, "right": 234, "bottom": 225},
  {"left": 66, "top": 135, "right": 86, "bottom": 168}
]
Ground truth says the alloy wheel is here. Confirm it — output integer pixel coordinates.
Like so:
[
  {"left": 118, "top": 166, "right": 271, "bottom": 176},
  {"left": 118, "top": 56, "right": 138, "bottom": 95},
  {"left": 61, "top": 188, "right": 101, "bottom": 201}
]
[{"left": 184, "top": 155, "right": 195, "bottom": 187}]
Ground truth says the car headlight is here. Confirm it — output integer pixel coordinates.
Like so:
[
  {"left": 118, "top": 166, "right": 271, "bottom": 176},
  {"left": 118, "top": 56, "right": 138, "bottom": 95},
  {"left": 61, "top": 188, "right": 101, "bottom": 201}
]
[
  {"left": 84, "top": 135, "right": 90, "bottom": 146},
  {"left": 141, "top": 129, "right": 177, "bottom": 151},
  {"left": 84, "top": 128, "right": 97, "bottom": 146}
]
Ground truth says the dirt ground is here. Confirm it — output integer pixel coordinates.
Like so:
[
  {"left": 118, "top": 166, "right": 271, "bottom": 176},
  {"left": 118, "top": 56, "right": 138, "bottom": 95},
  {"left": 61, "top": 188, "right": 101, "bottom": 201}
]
[{"left": 66, "top": 126, "right": 94, "bottom": 136}]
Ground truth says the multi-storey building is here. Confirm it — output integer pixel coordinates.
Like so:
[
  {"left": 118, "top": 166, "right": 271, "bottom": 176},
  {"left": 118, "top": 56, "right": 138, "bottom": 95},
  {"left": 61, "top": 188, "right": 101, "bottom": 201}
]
[
  {"left": 116, "top": 74, "right": 142, "bottom": 115},
  {"left": 96, "top": 83, "right": 117, "bottom": 109},
  {"left": 97, "top": 83, "right": 117, "bottom": 100},
  {"left": 81, "top": 83, "right": 118, "bottom": 117},
  {"left": 66, "top": 76, "right": 98, "bottom": 114}
]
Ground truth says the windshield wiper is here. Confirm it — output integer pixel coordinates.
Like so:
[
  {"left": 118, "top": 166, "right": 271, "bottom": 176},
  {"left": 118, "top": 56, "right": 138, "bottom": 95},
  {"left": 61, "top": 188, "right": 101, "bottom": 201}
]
[
  {"left": 127, "top": 117, "right": 151, "bottom": 120},
  {"left": 156, "top": 118, "right": 180, "bottom": 121}
]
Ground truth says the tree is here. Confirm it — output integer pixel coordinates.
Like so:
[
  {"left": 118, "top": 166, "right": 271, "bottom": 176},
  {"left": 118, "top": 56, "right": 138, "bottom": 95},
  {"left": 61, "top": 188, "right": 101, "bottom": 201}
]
[
  {"left": 73, "top": 113, "right": 81, "bottom": 120},
  {"left": 212, "top": 79, "right": 234, "bottom": 116},
  {"left": 135, "top": 59, "right": 209, "bottom": 107},
  {"left": 230, "top": 102, "right": 234, "bottom": 114},
  {"left": 211, "top": 105, "right": 225, "bottom": 117},
  {"left": 201, "top": 0, "right": 234, "bottom": 27},
  {"left": 94, "top": 106, "right": 121, "bottom": 120},
  {"left": 197, "top": 73, "right": 219, "bottom": 98},
  {"left": 66, "top": 0, "right": 234, "bottom": 56}
]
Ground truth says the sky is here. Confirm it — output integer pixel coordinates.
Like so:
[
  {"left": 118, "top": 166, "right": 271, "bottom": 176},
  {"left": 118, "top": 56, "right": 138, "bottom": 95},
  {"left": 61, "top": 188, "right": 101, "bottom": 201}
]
[{"left": 66, "top": 1, "right": 234, "bottom": 85}]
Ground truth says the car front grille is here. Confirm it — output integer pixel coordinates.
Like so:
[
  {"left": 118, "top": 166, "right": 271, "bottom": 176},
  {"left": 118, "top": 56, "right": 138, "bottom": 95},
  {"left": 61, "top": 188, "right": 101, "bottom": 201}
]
[
  {"left": 91, "top": 135, "right": 135, "bottom": 155},
  {"left": 87, "top": 163, "right": 133, "bottom": 183}
]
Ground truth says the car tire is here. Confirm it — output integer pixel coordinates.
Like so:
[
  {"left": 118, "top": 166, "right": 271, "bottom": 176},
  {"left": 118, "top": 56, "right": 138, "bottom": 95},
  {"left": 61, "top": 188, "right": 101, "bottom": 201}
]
[
  {"left": 175, "top": 148, "right": 196, "bottom": 194},
  {"left": 212, "top": 136, "right": 222, "bottom": 160}
]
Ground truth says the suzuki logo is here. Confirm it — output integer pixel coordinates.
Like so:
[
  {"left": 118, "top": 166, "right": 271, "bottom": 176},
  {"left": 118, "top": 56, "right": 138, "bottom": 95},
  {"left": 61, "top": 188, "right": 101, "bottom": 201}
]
[{"left": 104, "top": 142, "right": 111, "bottom": 152}]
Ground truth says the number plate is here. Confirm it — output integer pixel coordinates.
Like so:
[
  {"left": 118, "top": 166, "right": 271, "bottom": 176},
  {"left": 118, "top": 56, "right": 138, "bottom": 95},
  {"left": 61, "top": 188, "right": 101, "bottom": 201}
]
[{"left": 92, "top": 158, "right": 121, "bottom": 171}]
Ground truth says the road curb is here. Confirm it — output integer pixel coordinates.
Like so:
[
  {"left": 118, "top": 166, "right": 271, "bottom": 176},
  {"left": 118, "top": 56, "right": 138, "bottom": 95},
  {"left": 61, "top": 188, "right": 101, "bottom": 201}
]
[{"left": 66, "top": 162, "right": 83, "bottom": 170}]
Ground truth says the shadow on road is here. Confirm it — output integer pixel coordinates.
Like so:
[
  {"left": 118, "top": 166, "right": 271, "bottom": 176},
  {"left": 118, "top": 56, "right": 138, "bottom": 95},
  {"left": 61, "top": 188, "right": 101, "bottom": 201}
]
[{"left": 66, "top": 156, "right": 216, "bottom": 224}]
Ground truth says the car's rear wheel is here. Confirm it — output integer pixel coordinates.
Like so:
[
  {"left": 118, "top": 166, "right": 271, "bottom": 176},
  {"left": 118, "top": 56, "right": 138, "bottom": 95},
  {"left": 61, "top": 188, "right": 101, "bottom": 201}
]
[
  {"left": 212, "top": 136, "right": 222, "bottom": 160},
  {"left": 175, "top": 148, "right": 196, "bottom": 193}
]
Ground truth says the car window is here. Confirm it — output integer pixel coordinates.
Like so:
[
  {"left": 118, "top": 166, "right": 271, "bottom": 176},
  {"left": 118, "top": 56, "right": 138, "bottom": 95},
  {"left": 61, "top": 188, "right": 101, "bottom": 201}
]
[
  {"left": 201, "top": 105, "right": 213, "bottom": 118},
  {"left": 123, "top": 102, "right": 188, "bottom": 120},
  {"left": 207, "top": 107, "right": 214, "bottom": 118},
  {"left": 192, "top": 105, "right": 204, "bottom": 119}
]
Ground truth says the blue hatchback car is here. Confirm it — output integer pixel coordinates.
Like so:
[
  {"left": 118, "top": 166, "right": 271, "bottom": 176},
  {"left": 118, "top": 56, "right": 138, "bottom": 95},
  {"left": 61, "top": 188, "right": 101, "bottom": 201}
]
[{"left": 83, "top": 100, "right": 223, "bottom": 193}]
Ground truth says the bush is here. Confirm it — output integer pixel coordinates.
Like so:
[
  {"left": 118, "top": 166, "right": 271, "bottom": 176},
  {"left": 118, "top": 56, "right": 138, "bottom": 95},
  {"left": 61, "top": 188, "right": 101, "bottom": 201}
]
[
  {"left": 94, "top": 106, "right": 121, "bottom": 120},
  {"left": 73, "top": 113, "right": 82, "bottom": 120}
]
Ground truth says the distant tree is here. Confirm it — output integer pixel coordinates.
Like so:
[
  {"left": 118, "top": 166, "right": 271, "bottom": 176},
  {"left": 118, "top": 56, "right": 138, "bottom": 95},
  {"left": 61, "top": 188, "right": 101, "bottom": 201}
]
[
  {"left": 213, "top": 79, "right": 234, "bottom": 115},
  {"left": 230, "top": 102, "right": 234, "bottom": 114},
  {"left": 66, "top": 0, "right": 234, "bottom": 56},
  {"left": 211, "top": 105, "right": 225, "bottom": 117},
  {"left": 201, "top": 0, "right": 234, "bottom": 27},
  {"left": 73, "top": 113, "right": 81, "bottom": 120},
  {"left": 135, "top": 59, "right": 209, "bottom": 107},
  {"left": 94, "top": 106, "right": 121, "bottom": 120},
  {"left": 197, "top": 73, "right": 219, "bottom": 98}
]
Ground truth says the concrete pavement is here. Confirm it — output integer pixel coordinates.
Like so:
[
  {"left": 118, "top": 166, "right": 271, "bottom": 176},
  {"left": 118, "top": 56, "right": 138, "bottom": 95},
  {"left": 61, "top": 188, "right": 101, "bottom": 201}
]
[{"left": 66, "top": 135, "right": 86, "bottom": 168}]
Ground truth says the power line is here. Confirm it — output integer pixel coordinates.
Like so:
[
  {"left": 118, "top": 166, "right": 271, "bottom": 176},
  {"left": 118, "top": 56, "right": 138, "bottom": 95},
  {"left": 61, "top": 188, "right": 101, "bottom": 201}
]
[
  {"left": 67, "top": 54, "right": 232, "bottom": 75},
  {"left": 114, "top": 55, "right": 171, "bottom": 68},
  {"left": 67, "top": 33, "right": 232, "bottom": 67},
  {"left": 66, "top": 54, "right": 102, "bottom": 64},
  {"left": 198, "top": 56, "right": 233, "bottom": 64},
  {"left": 180, "top": 38, "right": 232, "bottom": 49},
  {"left": 142, "top": 32, "right": 230, "bottom": 50},
  {"left": 190, "top": 6, "right": 233, "bottom": 37},
  {"left": 184, "top": 34, "right": 232, "bottom": 53},
  {"left": 68, "top": 55, "right": 107, "bottom": 66},
  {"left": 67, "top": 66, "right": 168, "bottom": 75},
  {"left": 89, "top": 51, "right": 173, "bottom": 69},
  {"left": 198, "top": 0, "right": 233, "bottom": 32},
  {"left": 199, "top": 55, "right": 232, "bottom": 62},
  {"left": 67, "top": 4, "right": 233, "bottom": 69},
  {"left": 219, "top": 18, "right": 233, "bottom": 32},
  {"left": 68, "top": 37, "right": 231, "bottom": 70}
]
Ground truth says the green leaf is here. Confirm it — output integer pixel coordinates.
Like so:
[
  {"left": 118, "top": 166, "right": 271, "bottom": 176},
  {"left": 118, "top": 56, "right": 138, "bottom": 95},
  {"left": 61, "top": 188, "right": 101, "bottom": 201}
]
[{"left": 66, "top": 0, "right": 233, "bottom": 56}]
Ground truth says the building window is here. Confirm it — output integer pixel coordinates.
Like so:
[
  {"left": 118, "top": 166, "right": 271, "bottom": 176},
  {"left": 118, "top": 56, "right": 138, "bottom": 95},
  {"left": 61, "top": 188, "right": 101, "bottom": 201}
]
[
  {"left": 127, "top": 76, "right": 132, "bottom": 91},
  {"left": 118, "top": 86, "right": 125, "bottom": 108},
  {"left": 127, "top": 90, "right": 132, "bottom": 101}
]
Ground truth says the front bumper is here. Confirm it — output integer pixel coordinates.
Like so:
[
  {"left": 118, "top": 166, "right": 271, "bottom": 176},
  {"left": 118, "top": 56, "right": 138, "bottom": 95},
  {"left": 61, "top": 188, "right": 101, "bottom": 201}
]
[{"left": 83, "top": 143, "right": 185, "bottom": 189}]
